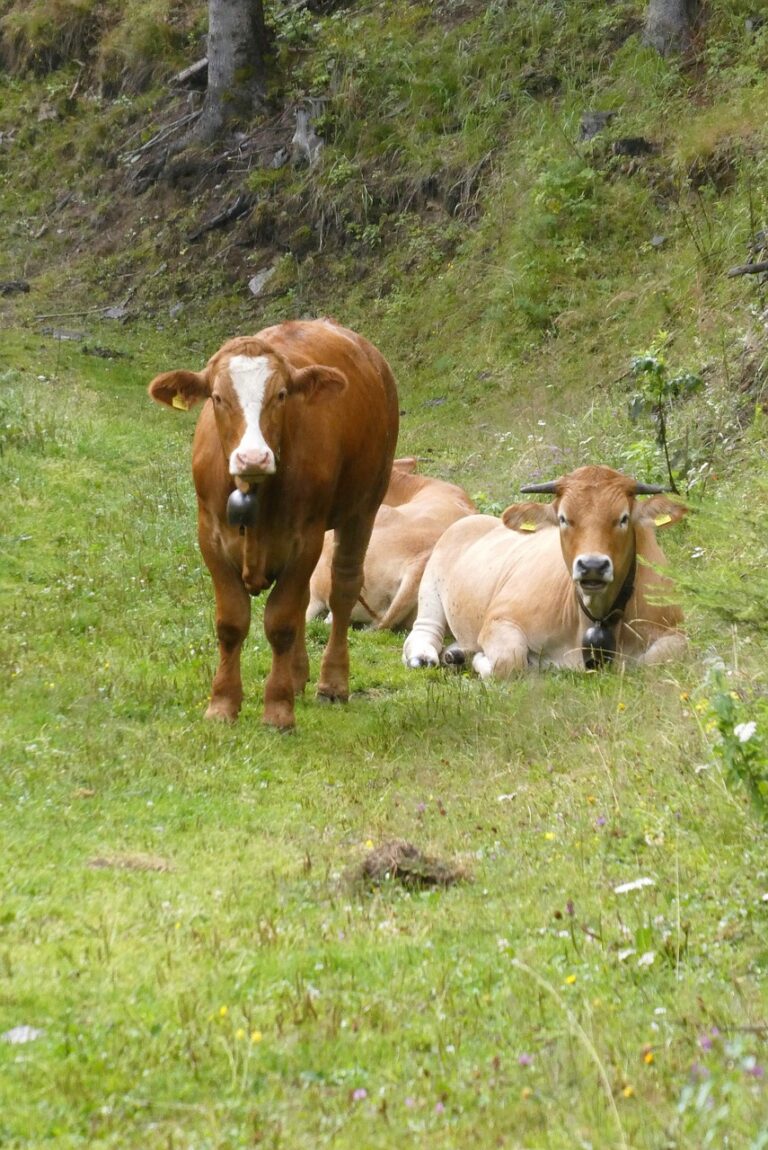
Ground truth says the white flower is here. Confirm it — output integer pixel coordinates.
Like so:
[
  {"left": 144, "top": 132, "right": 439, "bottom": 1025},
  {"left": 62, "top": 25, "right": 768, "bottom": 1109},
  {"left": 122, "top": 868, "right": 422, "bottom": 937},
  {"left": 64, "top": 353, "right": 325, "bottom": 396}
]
[
  {"left": 734, "top": 721, "right": 757, "bottom": 743},
  {"left": 614, "top": 877, "right": 655, "bottom": 895},
  {"left": 638, "top": 952, "right": 656, "bottom": 967}
]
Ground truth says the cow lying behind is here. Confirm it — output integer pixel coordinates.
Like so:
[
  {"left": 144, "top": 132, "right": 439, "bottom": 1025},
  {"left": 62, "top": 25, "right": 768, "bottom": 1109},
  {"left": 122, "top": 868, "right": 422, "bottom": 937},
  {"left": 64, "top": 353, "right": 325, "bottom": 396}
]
[
  {"left": 307, "top": 457, "right": 476, "bottom": 630},
  {"left": 403, "top": 465, "right": 686, "bottom": 676},
  {"left": 148, "top": 319, "right": 399, "bottom": 729}
]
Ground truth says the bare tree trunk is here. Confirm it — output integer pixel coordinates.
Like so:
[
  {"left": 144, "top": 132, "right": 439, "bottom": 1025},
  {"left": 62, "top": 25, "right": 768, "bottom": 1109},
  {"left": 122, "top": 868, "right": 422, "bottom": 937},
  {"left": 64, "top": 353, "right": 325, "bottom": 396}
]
[
  {"left": 644, "top": 0, "right": 699, "bottom": 56},
  {"left": 196, "top": 0, "right": 267, "bottom": 141}
]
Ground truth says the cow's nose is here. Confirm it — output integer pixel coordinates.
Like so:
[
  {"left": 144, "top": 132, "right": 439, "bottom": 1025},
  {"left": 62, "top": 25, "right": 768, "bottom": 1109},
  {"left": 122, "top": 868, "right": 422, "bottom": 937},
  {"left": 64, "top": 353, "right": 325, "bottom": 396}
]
[
  {"left": 233, "top": 448, "right": 273, "bottom": 475},
  {"left": 574, "top": 555, "right": 612, "bottom": 583}
]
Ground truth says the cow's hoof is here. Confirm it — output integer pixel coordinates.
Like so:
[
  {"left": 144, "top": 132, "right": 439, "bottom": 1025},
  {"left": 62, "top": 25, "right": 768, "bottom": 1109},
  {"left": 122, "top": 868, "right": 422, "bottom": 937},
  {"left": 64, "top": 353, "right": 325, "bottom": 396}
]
[
  {"left": 407, "top": 656, "right": 437, "bottom": 669},
  {"left": 263, "top": 706, "right": 296, "bottom": 731},
  {"left": 205, "top": 700, "right": 239, "bottom": 722},
  {"left": 316, "top": 687, "right": 349, "bottom": 705},
  {"left": 441, "top": 644, "right": 466, "bottom": 667}
]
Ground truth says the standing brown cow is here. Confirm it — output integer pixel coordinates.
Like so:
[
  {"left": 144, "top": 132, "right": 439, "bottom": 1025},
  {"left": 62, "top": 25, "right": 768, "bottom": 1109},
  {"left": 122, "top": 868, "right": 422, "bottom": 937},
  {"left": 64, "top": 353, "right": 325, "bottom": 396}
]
[{"left": 148, "top": 319, "right": 399, "bottom": 730}]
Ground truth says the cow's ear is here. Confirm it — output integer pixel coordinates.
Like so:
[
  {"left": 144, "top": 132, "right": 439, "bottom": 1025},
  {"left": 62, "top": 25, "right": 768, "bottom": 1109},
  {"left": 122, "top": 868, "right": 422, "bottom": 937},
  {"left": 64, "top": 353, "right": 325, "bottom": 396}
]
[
  {"left": 289, "top": 365, "right": 348, "bottom": 402},
  {"left": 502, "top": 501, "right": 557, "bottom": 533},
  {"left": 148, "top": 370, "right": 210, "bottom": 411},
  {"left": 634, "top": 494, "right": 687, "bottom": 529}
]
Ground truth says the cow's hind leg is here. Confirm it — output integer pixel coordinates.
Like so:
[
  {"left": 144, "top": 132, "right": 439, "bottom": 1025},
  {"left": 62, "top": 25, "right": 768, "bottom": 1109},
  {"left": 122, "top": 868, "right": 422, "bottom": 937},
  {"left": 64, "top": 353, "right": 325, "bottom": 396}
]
[{"left": 317, "top": 520, "right": 371, "bottom": 702}]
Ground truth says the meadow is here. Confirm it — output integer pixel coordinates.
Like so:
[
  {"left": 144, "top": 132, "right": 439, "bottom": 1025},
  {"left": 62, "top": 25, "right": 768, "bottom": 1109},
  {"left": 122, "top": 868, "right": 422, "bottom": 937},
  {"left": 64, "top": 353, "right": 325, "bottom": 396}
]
[
  {"left": 2, "top": 0, "right": 768, "bottom": 1144},
  {"left": 1, "top": 313, "right": 767, "bottom": 1149}
]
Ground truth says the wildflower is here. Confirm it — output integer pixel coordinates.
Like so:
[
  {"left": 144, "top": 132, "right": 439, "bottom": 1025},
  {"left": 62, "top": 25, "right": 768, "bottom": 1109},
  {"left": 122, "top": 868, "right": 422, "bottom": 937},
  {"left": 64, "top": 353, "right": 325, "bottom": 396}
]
[
  {"left": 644, "top": 1051, "right": 655, "bottom": 1065},
  {"left": 219, "top": 1006, "right": 228, "bottom": 1017},
  {"left": 617, "top": 702, "right": 626, "bottom": 712},
  {"left": 638, "top": 952, "right": 656, "bottom": 967},
  {"left": 564, "top": 974, "right": 577, "bottom": 985},
  {"left": 352, "top": 1087, "right": 367, "bottom": 1102},
  {"left": 518, "top": 1053, "right": 534, "bottom": 1066},
  {"left": 364, "top": 839, "right": 374, "bottom": 850},
  {"left": 622, "top": 1085, "right": 635, "bottom": 1098},
  {"left": 251, "top": 1030, "right": 263, "bottom": 1044},
  {"left": 235, "top": 1028, "right": 245, "bottom": 1040},
  {"left": 435, "top": 1101, "right": 445, "bottom": 1114},
  {"left": 679, "top": 692, "right": 689, "bottom": 702},
  {"left": 734, "top": 721, "right": 757, "bottom": 743},
  {"left": 405, "top": 1096, "right": 416, "bottom": 1108},
  {"left": 596, "top": 816, "right": 606, "bottom": 827},
  {"left": 543, "top": 831, "right": 556, "bottom": 841},
  {"left": 521, "top": 1086, "right": 533, "bottom": 1100}
]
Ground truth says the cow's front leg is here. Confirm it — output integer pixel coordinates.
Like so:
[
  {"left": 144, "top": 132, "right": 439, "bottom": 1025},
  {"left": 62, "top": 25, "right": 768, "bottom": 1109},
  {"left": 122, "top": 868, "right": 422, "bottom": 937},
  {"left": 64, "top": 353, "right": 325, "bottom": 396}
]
[
  {"left": 205, "top": 563, "right": 251, "bottom": 722},
  {"left": 262, "top": 544, "right": 320, "bottom": 730},
  {"left": 474, "top": 618, "right": 528, "bottom": 679}
]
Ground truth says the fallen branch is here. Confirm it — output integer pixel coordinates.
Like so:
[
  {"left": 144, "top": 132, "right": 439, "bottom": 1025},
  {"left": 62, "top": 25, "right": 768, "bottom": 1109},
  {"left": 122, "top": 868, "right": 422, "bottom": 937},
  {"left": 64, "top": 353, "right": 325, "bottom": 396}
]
[
  {"left": 727, "top": 260, "right": 768, "bottom": 278},
  {"left": 122, "top": 111, "right": 201, "bottom": 164},
  {"left": 188, "top": 193, "right": 254, "bottom": 241}
]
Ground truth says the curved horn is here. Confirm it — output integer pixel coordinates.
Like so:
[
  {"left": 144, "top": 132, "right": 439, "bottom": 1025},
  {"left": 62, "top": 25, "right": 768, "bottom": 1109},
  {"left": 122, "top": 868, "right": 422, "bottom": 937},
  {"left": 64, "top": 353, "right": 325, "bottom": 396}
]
[
  {"left": 634, "top": 481, "right": 667, "bottom": 495},
  {"left": 520, "top": 480, "right": 559, "bottom": 494}
]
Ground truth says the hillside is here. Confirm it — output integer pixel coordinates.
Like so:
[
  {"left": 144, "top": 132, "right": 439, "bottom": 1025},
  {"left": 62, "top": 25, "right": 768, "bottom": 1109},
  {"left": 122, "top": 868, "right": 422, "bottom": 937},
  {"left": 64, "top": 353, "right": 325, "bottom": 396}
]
[{"left": 2, "top": 2, "right": 768, "bottom": 1147}]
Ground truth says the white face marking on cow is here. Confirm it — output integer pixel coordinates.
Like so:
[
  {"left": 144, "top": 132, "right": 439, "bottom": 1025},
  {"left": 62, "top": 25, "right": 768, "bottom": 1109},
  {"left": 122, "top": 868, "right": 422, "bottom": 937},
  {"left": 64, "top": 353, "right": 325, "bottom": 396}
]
[{"left": 227, "top": 354, "right": 276, "bottom": 477}]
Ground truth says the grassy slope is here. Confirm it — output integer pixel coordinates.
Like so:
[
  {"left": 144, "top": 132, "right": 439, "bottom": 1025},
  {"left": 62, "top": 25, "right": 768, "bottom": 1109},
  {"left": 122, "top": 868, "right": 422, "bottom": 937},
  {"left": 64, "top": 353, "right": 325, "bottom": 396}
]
[{"left": 2, "top": 2, "right": 768, "bottom": 1147}]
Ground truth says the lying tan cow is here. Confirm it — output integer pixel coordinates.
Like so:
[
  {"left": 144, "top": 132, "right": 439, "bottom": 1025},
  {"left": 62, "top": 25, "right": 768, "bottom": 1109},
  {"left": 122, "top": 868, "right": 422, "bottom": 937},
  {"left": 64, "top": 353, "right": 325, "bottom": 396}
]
[
  {"left": 148, "top": 319, "right": 399, "bottom": 729},
  {"left": 403, "top": 465, "right": 686, "bottom": 676},
  {"left": 307, "top": 457, "right": 476, "bottom": 630}
]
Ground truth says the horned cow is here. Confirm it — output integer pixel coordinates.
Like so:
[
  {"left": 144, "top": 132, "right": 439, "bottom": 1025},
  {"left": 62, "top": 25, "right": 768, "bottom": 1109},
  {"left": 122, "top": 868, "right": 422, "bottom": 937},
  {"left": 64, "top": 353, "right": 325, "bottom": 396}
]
[
  {"left": 149, "top": 319, "right": 399, "bottom": 730},
  {"left": 403, "top": 465, "right": 686, "bottom": 676}
]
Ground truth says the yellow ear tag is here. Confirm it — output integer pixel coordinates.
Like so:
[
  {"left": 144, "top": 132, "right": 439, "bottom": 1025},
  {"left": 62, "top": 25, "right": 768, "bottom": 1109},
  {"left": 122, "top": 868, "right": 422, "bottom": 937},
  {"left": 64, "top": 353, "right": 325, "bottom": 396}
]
[
  {"left": 172, "top": 394, "right": 189, "bottom": 411},
  {"left": 654, "top": 513, "right": 672, "bottom": 527},
  {"left": 520, "top": 521, "right": 537, "bottom": 532}
]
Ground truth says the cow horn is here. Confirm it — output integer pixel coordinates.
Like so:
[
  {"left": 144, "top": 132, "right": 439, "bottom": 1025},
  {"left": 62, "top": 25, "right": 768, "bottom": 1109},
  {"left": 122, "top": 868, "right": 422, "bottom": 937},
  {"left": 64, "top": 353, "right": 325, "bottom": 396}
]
[
  {"left": 520, "top": 480, "right": 559, "bottom": 494},
  {"left": 634, "top": 481, "right": 667, "bottom": 494}
]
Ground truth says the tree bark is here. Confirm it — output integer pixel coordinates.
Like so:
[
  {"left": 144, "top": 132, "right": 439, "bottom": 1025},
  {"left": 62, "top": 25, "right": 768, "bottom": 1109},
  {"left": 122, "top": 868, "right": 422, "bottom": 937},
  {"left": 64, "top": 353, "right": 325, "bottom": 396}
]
[
  {"left": 196, "top": 0, "right": 268, "bottom": 141},
  {"left": 643, "top": 0, "right": 699, "bottom": 56}
]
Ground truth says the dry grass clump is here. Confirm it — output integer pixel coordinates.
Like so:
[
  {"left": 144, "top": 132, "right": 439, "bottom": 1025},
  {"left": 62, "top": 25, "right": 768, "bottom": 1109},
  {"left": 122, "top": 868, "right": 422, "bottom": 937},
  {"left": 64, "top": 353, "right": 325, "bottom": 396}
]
[
  {"left": 349, "top": 839, "right": 470, "bottom": 890},
  {"left": 87, "top": 852, "right": 172, "bottom": 872}
]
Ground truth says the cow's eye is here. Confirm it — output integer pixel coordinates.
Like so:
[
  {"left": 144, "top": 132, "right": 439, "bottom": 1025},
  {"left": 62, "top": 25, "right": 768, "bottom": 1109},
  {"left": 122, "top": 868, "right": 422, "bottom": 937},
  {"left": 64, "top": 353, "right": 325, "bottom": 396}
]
[
  {"left": 212, "top": 393, "right": 223, "bottom": 406},
  {"left": 277, "top": 388, "right": 288, "bottom": 402},
  {"left": 558, "top": 513, "right": 569, "bottom": 528},
  {"left": 618, "top": 511, "right": 630, "bottom": 528}
]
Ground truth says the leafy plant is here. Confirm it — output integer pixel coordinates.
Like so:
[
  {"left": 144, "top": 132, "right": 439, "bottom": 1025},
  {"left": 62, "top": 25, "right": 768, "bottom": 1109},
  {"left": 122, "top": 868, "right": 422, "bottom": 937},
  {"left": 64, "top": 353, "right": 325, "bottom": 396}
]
[
  {"left": 708, "top": 674, "right": 768, "bottom": 819},
  {"left": 628, "top": 337, "right": 704, "bottom": 492}
]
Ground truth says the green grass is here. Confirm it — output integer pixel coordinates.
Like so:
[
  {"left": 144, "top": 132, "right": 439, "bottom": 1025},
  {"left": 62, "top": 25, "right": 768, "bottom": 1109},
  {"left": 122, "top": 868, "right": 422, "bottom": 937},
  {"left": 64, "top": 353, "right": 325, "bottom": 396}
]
[{"left": 1, "top": 320, "right": 767, "bottom": 1149}]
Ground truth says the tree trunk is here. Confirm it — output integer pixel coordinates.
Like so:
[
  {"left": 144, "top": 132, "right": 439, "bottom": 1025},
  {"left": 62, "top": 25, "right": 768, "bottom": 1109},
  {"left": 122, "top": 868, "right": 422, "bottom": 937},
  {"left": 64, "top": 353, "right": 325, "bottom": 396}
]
[
  {"left": 196, "top": 0, "right": 267, "bottom": 141},
  {"left": 643, "top": 0, "right": 699, "bottom": 56}
]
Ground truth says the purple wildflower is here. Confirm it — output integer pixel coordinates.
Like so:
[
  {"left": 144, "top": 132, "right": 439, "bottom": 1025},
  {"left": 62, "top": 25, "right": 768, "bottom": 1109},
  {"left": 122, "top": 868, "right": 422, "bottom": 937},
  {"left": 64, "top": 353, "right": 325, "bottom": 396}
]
[
  {"left": 518, "top": 1053, "right": 534, "bottom": 1066},
  {"left": 352, "top": 1087, "right": 367, "bottom": 1102}
]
